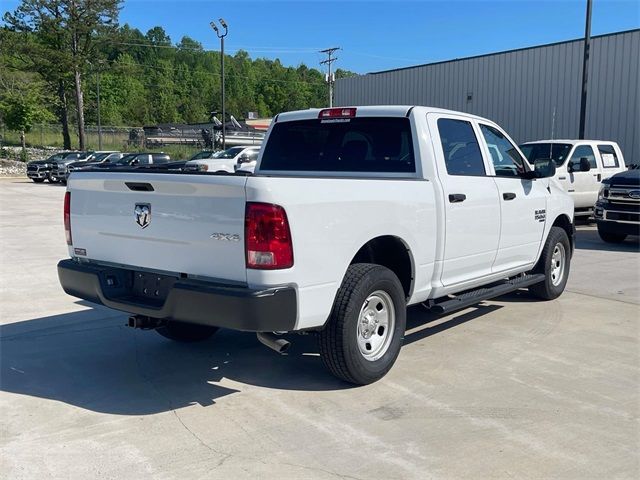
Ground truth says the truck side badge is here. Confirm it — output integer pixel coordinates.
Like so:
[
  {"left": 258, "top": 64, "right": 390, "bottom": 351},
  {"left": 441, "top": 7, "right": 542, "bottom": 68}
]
[{"left": 135, "top": 203, "right": 151, "bottom": 229}]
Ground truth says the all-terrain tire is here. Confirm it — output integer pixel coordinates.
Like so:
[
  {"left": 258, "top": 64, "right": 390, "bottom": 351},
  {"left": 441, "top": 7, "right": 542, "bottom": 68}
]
[
  {"left": 318, "top": 263, "right": 406, "bottom": 385},
  {"left": 156, "top": 322, "right": 219, "bottom": 342},
  {"left": 529, "top": 226, "right": 571, "bottom": 300}
]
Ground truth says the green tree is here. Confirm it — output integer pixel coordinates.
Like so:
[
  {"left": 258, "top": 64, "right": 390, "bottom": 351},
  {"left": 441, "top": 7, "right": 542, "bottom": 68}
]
[{"left": 3, "top": 0, "right": 122, "bottom": 149}]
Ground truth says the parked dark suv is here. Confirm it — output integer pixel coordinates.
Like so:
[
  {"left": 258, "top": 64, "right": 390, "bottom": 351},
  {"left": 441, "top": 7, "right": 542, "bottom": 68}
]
[
  {"left": 50, "top": 151, "right": 94, "bottom": 183},
  {"left": 594, "top": 165, "right": 640, "bottom": 243},
  {"left": 93, "top": 152, "right": 171, "bottom": 170},
  {"left": 27, "top": 152, "right": 67, "bottom": 183}
]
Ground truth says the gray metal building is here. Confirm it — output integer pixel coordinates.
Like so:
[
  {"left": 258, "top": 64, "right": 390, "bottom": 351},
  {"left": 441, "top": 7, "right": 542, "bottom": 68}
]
[{"left": 335, "top": 29, "right": 639, "bottom": 164}]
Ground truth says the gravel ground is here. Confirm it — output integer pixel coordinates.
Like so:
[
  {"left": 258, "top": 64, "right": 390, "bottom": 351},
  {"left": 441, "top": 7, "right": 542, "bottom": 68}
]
[
  {"left": 0, "top": 159, "right": 27, "bottom": 177},
  {"left": 0, "top": 147, "right": 59, "bottom": 177}
]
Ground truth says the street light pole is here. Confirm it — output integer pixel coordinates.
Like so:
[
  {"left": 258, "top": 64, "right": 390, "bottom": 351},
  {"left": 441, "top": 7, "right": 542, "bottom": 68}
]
[{"left": 210, "top": 19, "right": 228, "bottom": 150}]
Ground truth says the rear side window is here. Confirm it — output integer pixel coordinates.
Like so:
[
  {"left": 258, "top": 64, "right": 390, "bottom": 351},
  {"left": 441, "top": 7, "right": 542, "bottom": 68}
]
[
  {"left": 260, "top": 117, "right": 415, "bottom": 173},
  {"left": 598, "top": 144, "right": 620, "bottom": 168},
  {"left": 569, "top": 145, "right": 597, "bottom": 170},
  {"left": 437, "top": 118, "right": 486, "bottom": 176}
]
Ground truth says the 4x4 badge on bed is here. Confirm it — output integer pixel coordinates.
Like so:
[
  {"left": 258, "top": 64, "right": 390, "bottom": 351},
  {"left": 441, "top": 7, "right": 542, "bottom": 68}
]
[{"left": 134, "top": 203, "right": 151, "bottom": 229}]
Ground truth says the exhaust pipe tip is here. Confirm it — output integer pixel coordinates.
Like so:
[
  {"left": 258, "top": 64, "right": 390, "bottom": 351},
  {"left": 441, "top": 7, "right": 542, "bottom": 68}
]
[{"left": 257, "top": 332, "right": 291, "bottom": 354}]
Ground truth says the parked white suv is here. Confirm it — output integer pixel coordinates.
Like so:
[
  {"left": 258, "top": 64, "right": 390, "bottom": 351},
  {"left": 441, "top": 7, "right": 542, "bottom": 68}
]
[
  {"left": 184, "top": 146, "right": 261, "bottom": 173},
  {"left": 520, "top": 140, "right": 626, "bottom": 215},
  {"left": 58, "top": 106, "right": 574, "bottom": 384}
]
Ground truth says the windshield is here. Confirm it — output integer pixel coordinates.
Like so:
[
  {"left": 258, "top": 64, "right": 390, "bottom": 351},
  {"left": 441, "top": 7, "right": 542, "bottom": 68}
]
[
  {"left": 114, "top": 154, "right": 137, "bottom": 165},
  {"left": 215, "top": 147, "right": 245, "bottom": 159},
  {"left": 90, "top": 153, "right": 110, "bottom": 163},
  {"left": 519, "top": 143, "right": 572, "bottom": 167},
  {"left": 189, "top": 151, "right": 215, "bottom": 160},
  {"left": 260, "top": 117, "right": 415, "bottom": 172}
]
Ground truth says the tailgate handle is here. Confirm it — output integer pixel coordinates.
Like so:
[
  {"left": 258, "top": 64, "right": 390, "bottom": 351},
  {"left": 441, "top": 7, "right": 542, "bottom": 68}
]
[{"left": 126, "top": 182, "right": 154, "bottom": 192}]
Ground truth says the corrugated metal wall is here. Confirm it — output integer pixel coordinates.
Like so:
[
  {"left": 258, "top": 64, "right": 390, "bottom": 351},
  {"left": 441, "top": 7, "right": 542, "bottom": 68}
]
[{"left": 335, "top": 30, "right": 639, "bottom": 164}]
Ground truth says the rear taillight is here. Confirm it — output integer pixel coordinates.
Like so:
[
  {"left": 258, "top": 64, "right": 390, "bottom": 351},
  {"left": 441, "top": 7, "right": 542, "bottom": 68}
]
[
  {"left": 318, "top": 107, "right": 357, "bottom": 119},
  {"left": 245, "top": 202, "right": 293, "bottom": 269},
  {"left": 64, "top": 191, "right": 72, "bottom": 245}
]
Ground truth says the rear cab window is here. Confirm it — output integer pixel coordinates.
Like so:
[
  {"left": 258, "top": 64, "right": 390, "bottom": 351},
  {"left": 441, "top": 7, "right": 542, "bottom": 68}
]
[
  {"left": 260, "top": 117, "right": 415, "bottom": 173},
  {"left": 436, "top": 118, "right": 486, "bottom": 176},
  {"left": 597, "top": 144, "right": 620, "bottom": 168}
]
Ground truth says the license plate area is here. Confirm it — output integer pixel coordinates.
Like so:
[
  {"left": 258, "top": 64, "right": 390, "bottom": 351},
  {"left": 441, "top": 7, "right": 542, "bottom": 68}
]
[{"left": 131, "top": 271, "right": 178, "bottom": 304}]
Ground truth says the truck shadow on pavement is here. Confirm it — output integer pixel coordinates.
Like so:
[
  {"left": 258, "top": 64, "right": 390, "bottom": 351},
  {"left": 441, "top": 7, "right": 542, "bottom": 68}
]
[{"left": 1, "top": 301, "right": 508, "bottom": 415}]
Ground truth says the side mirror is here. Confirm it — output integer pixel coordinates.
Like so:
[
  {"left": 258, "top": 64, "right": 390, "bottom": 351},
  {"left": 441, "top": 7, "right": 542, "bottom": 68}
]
[
  {"left": 579, "top": 157, "right": 591, "bottom": 172},
  {"left": 531, "top": 158, "right": 556, "bottom": 178}
]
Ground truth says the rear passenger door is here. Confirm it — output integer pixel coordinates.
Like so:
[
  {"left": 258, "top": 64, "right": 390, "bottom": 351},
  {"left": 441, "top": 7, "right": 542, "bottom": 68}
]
[
  {"left": 477, "top": 123, "right": 547, "bottom": 272},
  {"left": 428, "top": 114, "right": 501, "bottom": 287},
  {"left": 566, "top": 144, "right": 600, "bottom": 208}
]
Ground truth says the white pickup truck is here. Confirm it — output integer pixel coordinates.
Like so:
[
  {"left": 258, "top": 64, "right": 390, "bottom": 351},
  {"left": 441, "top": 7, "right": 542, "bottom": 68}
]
[{"left": 58, "top": 106, "right": 575, "bottom": 385}]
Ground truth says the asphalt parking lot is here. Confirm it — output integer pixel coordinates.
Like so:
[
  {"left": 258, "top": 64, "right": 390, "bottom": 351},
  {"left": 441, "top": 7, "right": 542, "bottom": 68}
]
[{"left": 1, "top": 178, "right": 638, "bottom": 480}]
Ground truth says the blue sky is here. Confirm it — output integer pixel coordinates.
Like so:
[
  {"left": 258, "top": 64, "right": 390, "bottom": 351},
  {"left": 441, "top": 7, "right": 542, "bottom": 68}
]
[{"left": 2, "top": 0, "right": 639, "bottom": 73}]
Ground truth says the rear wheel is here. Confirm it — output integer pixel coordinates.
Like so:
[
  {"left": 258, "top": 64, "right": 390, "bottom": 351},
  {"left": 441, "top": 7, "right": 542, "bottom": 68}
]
[
  {"left": 31, "top": 178, "right": 45, "bottom": 183},
  {"left": 597, "top": 224, "right": 626, "bottom": 243},
  {"left": 156, "top": 321, "right": 219, "bottom": 342},
  {"left": 318, "top": 263, "right": 406, "bottom": 385},
  {"left": 529, "top": 226, "right": 571, "bottom": 300}
]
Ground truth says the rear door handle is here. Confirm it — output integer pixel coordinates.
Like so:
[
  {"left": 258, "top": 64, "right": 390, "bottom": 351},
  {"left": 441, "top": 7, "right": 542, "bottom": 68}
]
[
  {"left": 448, "top": 193, "right": 466, "bottom": 203},
  {"left": 503, "top": 192, "right": 516, "bottom": 201}
]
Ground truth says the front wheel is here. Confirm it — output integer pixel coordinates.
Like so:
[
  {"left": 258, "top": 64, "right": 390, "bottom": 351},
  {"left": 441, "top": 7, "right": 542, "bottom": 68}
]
[
  {"left": 47, "top": 175, "right": 59, "bottom": 184},
  {"left": 529, "top": 226, "right": 571, "bottom": 300},
  {"left": 597, "top": 224, "right": 626, "bottom": 243},
  {"left": 318, "top": 263, "right": 406, "bottom": 385},
  {"left": 156, "top": 321, "right": 219, "bottom": 342}
]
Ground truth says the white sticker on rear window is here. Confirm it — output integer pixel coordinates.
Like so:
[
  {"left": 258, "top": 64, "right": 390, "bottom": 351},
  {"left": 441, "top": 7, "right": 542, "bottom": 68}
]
[
  {"left": 320, "top": 118, "right": 351, "bottom": 124},
  {"left": 601, "top": 153, "right": 616, "bottom": 167}
]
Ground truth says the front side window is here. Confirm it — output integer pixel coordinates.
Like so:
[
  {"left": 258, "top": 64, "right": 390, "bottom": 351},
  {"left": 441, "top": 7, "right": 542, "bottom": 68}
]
[
  {"left": 598, "top": 144, "right": 620, "bottom": 168},
  {"left": 261, "top": 117, "right": 415, "bottom": 173},
  {"left": 569, "top": 145, "right": 597, "bottom": 170},
  {"left": 437, "top": 118, "right": 485, "bottom": 176},
  {"left": 479, "top": 124, "right": 525, "bottom": 177}
]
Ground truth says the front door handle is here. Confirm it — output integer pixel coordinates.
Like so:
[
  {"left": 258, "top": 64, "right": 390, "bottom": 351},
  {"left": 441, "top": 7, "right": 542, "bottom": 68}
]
[
  {"left": 448, "top": 193, "right": 466, "bottom": 203},
  {"left": 503, "top": 192, "right": 517, "bottom": 201}
]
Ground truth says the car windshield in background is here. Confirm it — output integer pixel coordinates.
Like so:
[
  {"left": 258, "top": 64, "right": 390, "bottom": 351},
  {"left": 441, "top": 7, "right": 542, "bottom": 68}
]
[
  {"left": 215, "top": 147, "right": 245, "bottom": 159},
  {"left": 113, "top": 154, "right": 137, "bottom": 165},
  {"left": 519, "top": 143, "right": 572, "bottom": 167},
  {"left": 189, "top": 151, "right": 215, "bottom": 160},
  {"left": 91, "top": 153, "right": 110, "bottom": 163},
  {"left": 260, "top": 117, "right": 415, "bottom": 173}
]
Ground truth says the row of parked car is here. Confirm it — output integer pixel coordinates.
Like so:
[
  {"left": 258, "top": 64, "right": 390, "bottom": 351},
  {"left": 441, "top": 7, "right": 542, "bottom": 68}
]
[{"left": 26, "top": 145, "right": 261, "bottom": 185}]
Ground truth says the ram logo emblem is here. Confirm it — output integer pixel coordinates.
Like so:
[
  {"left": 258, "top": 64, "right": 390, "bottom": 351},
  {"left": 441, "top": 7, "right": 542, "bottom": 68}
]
[{"left": 134, "top": 203, "right": 151, "bottom": 229}]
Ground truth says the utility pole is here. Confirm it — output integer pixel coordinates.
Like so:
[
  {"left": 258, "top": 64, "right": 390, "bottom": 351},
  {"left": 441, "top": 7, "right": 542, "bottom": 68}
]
[
  {"left": 211, "top": 19, "right": 228, "bottom": 150},
  {"left": 578, "top": 0, "right": 592, "bottom": 139},
  {"left": 320, "top": 47, "right": 339, "bottom": 107}
]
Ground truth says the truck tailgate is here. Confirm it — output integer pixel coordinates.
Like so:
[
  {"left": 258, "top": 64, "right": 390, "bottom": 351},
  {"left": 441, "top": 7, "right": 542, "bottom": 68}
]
[{"left": 69, "top": 172, "right": 248, "bottom": 283}]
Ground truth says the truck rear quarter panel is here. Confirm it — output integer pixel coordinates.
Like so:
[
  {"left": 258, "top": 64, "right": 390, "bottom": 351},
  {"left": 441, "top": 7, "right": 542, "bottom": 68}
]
[{"left": 245, "top": 176, "right": 437, "bottom": 330}]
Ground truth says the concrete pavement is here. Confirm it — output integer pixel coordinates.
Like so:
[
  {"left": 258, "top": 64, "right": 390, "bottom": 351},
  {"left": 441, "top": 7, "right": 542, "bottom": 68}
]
[{"left": 1, "top": 178, "right": 638, "bottom": 479}]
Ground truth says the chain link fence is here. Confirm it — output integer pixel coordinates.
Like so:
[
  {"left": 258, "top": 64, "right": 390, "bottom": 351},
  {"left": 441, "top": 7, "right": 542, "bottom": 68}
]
[{"left": 0, "top": 124, "right": 133, "bottom": 151}]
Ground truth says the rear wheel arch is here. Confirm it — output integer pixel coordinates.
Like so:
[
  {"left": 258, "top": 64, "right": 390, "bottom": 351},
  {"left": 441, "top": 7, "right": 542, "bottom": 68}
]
[{"left": 348, "top": 235, "right": 414, "bottom": 300}]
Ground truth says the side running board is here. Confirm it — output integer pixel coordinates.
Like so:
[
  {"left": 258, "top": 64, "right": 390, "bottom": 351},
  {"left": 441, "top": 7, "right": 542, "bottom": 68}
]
[{"left": 424, "top": 274, "right": 545, "bottom": 315}]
